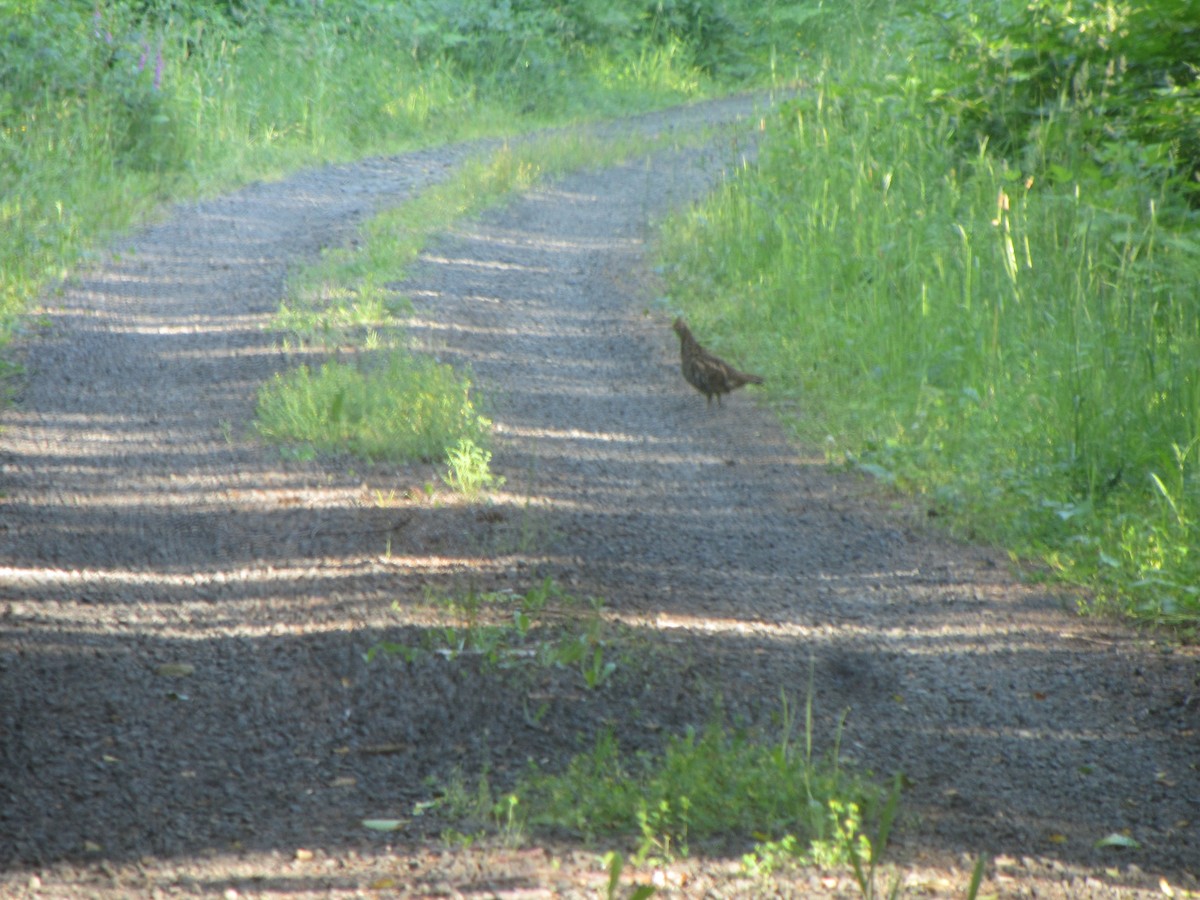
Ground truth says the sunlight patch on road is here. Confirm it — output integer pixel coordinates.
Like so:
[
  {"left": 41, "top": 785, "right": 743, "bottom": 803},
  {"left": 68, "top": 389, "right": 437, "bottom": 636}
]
[
  {"left": 642, "top": 610, "right": 1076, "bottom": 652},
  {"left": 499, "top": 421, "right": 672, "bottom": 446},
  {"left": 419, "top": 253, "right": 552, "bottom": 274}
]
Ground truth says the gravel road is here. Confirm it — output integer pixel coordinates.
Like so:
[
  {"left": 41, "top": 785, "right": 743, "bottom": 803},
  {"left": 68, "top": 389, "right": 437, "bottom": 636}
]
[{"left": 1, "top": 95, "right": 1197, "bottom": 898}]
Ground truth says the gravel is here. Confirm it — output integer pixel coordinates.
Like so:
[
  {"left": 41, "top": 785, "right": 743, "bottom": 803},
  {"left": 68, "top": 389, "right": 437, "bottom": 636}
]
[{"left": 1, "top": 95, "right": 1197, "bottom": 898}]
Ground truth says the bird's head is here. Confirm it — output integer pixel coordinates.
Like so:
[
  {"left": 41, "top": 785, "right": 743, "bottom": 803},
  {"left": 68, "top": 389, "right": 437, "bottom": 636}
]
[{"left": 672, "top": 317, "right": 688, "bottom": 337}]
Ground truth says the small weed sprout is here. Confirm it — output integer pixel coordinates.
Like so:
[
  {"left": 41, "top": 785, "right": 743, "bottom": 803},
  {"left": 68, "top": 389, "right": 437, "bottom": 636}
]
[
  {"left": 364, "top": 579, "right": 613, "bottom": 687},
  {"left": 581, "top": 645, "right": 617, "bottom": 690},
  {"left": 444, "top": 437, "right": 504, "bottom": 498}
]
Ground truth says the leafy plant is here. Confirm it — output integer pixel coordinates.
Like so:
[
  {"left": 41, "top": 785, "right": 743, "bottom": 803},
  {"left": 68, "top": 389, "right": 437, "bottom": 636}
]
[
  {"left": 580, "top": 644, "right": 618, "bottom": 690},
  {"left": 603, "top": 850, "right": 657, "bottom": 900},
  {"left": 417, "top": 766, "right": 524, "bottom": 845},
  {"left": 919, "top": 0, "right": 1200, "bottom": 193},
  {"left": 444, "top": 437, "right": 503, "bottom": 498},
  {"left": 845, "top": 776, "right": 902, "bottom": 900}
]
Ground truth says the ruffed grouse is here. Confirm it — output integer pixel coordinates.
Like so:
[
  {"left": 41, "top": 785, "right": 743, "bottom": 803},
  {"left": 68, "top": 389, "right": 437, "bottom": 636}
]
[{"left": 673, "top": 317, "right": 764, "bottom": 406}]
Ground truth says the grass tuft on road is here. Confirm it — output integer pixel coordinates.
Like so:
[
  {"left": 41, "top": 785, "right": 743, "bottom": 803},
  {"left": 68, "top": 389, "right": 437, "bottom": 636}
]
[
  {"left": 428, "top": 688, "right": 885, "bottom": 871},
  {"left": 513, "top": 714, "right": 880, "bottom": 868},
  {"left": 255, "top": 354, "right": 489, "bottom": 465},
  {"left": 371, "top": 580, "right": 891, "bottom": 872}
]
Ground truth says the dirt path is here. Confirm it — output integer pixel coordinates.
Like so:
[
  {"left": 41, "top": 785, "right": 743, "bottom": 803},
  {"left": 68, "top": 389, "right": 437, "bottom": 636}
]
[{"left": 1, "top": 97, "right": 1197, "bottom": 898}]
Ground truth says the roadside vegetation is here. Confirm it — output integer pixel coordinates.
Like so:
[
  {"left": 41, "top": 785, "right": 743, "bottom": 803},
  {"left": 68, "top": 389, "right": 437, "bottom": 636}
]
[{"left": 662, "top": 0, "right": 1200, "bottom": 629}]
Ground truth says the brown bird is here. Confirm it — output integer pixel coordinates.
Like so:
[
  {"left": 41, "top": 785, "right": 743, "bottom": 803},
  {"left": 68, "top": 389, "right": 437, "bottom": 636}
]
[{"left": 673, "top": 317, "right": 764, "bottom": 406}]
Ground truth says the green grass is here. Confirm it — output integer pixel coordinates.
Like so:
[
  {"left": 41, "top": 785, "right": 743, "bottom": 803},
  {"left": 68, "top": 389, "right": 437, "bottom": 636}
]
[
  {"left": 254, "top": 353, "right": 490, "bottom": 464},
  {"left": 516, "top": 717, "right": 878, "bottom": 865},
  {"left": 659, "top": 13, "right": 1200, "bottom": 628},
  {"left": 424, "top": 689, "right": 885, "bottom": 870}
]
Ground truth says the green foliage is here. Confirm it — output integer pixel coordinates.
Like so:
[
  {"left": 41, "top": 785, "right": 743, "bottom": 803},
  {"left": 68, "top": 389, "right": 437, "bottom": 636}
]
[
  {"left": 391, "top": 619, "right": 885, "bottom": 874},
  {"left": 661, "top": 5, "right": 1200, "bottom": 626},
  {"left": 915, "top": 0, "right": 1200, "bottom": 194},
  {"left": 254, "top": 353, "right": 490, "bottom": 463},
  {"left": 844, "top": 777, "right": 903, "bottom": 900},
  {"left": 603, "top": 851, "right": 657, "bottom": 900},
  {"left": 507, "top": 696, "right": 881, "bottom": 864},
  {"left": 410, "top": 669, "right": 886, "bottom": 874},
  {"left": 444, "top": 438, "right": 504, "bottom": 498}
]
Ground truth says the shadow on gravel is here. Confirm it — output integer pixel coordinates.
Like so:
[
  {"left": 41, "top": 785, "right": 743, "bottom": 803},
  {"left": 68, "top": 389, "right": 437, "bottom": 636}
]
[
  {"left": 1, "top": 108, "right": 1197, "bottom": 896},
  {"left": 2, "top": 575, "right": 1196, "bottom": 888},
  {"left": 2, "top": 452, "right": 1196, "bottom": 889}
]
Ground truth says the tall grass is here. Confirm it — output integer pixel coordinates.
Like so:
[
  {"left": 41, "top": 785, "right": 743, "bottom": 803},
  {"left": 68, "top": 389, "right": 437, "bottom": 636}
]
[{"left": 661, "top": 26, "right": 1200, "bottom": 626}]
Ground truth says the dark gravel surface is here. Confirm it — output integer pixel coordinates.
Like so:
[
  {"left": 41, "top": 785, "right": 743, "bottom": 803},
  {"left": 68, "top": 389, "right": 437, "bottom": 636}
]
[{"left": 1, "top": 96, "right": 1197, "bottom": 898}]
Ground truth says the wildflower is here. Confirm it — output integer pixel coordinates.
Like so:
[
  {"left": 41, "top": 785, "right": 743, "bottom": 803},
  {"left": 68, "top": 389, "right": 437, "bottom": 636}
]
[{"left": 93, "top": 6, "right": 113, "bottom": 44}]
